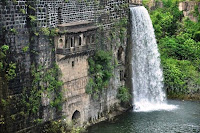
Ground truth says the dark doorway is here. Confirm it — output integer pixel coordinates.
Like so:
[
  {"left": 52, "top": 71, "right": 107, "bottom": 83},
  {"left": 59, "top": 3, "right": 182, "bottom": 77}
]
[
  {"left": 117, "top": 46, "right": 123, "bottom": 61},
  {"left": 72, "top": 110, "right": 81, "bottom": 125}
]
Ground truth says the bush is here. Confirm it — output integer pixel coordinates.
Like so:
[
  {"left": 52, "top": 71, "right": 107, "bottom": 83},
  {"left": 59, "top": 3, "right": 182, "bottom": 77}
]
[
  {"left": 193, "top": 31, "right": 200, "bottom": 41},
  {"left": 86, "top": 50, "right": 113, "bottom": 98},
  {"left": 151, "top": 1, "right": 200, "bottom": 98},
  {"left": 117, "top": 86, "right": 131, "bottom": 102}
]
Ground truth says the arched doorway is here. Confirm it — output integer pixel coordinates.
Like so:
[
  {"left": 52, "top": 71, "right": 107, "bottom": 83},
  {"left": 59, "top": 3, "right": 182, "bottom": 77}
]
[{"left": 72, "top": 110, "right": 81, "bottom": 125}]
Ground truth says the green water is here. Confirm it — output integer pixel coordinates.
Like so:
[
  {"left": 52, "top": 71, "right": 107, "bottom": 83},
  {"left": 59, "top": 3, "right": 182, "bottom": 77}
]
[{"left": 88, "top": 100, "right": 200, "bottom": 133}]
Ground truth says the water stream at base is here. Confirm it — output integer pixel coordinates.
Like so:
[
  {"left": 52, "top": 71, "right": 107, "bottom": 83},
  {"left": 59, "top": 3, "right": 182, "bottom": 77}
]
[
  {"left": 130, "top": 6, "right": 177, "bottom": 112},
  {"left": 88, "top": 100, "right": 200, "bottom": 133}
]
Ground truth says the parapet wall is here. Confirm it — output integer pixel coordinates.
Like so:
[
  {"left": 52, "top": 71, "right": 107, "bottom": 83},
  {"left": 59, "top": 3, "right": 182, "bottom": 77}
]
[{"left": 0, "top": 0, "right": 128, "bottom": 30}]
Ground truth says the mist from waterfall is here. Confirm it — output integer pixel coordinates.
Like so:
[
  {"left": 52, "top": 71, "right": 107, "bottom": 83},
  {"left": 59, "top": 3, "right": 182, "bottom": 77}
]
[{"left": 130, "top": 6, "right": 177, "bottom": 112}]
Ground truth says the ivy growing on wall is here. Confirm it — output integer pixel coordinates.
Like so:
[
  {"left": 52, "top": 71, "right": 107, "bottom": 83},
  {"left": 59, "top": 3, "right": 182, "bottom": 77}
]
[
  {"left": 0, "top": 45, "right": 16, "bottom": 81},
  {"left": 0, "top": 0, "right": 61, "bottom": 128},
  {"left": 109, "top": 17, "right": 128, "bottom": 47},
  {"left": 0, "top": 43, "right": 16, "bottom": 131},
  {"left": 86, "top": 50, "right": 114, "bottom": 99},
  {"left": 20, "top": 63, "right": 63, "bottom": 123}
]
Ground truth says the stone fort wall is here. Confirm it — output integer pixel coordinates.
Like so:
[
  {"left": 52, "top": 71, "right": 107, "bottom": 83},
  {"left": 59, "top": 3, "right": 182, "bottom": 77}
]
[{"left": 0, "top": 0, "right": 131, "bottom": 132}]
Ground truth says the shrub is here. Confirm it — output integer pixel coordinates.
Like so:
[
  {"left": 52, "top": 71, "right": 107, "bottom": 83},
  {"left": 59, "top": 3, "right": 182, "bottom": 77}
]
[
  {"left": 86, "top": 50, "right": 113, "bottom": 98},
  {"left": 117, "top": 86, "right": 131, "bottom": 102}
]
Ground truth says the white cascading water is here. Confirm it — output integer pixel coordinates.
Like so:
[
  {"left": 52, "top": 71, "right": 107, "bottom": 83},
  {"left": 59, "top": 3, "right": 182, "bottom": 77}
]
[{"left": 130, "top": 6, "right": 177, "bottom": 112}]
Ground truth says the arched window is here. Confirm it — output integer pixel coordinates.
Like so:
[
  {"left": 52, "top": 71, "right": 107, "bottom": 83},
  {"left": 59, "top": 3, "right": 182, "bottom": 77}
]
[
  {"left": 79, "top": 36, "right": 82, "bottom": 46},
  {"left": 58, "top": 38, "right": 63, "bottom": 48},
  {"left": 72, "top": 110, "right": 81, "bottom": 125},
  {"left": 91, "top": 35, "right": 95, "bottom": 44},
  {"left": 71, "top": 37, "right": 73, "bottom": 47},
  {"left": 117, "top": 46, "right": 123, "bottom": 61},
  {"left": 59, "top": 38, "right": 63, "bottom": 43}
]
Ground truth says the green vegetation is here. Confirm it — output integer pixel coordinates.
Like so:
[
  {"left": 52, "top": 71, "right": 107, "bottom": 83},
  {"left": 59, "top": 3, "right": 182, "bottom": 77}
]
[
  {"left": 0, "top": 1, "right": 61, "bottom": 129},
  {"left": 24, "top": 64, "right": 63, "bottom": 115},
  {"left": 19, "top": 8, "right": 26, "bottom": 14},
  {"left": 117, "top": 86, "right": 131, "bottom": 102},
  {"left": 86, "top": 50, "right": 113, "bottom": 99},
  {"left": 0, "top": 44, "right": 16, "bottom": 131},
  {"left": 10, "top": 28, "right": 18, "bottom": 34},
  {"left": 0, "top": 45, "right": 16, "bottom": 81},
  {"left": 109, "top": 17, "right": 128, "bottom": 46},
  {"left": 41, "top": 120, "right": 66, "bottom": 133},
  {"left": 146, "top": 0, "right": 200, "bottom": 98}
]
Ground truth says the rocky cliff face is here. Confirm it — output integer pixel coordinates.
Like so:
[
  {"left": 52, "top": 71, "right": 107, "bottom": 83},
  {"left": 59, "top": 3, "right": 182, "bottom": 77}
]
[
  {"left": 179, "top": 1, "right": 200, "bottom": 22},
  {"left": 147, "top": 0, "right": 163, "bottom": 10}
]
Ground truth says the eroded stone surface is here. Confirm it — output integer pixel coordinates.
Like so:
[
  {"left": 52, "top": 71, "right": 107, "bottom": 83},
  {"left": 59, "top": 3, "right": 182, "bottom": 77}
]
[{"left": 179, "top": 1, "right": 200, "bottom": 22}]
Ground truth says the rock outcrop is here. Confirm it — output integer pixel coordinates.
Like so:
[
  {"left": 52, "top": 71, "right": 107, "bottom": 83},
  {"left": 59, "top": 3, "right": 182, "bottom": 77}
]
[{"left": 179, "top": 1, "right": 200, "bottom": 22}]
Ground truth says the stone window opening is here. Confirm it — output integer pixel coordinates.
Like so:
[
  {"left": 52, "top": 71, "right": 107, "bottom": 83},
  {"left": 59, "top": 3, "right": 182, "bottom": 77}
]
[
  {"left": 71, "top": 37, "right": 74, "bottom": 47},
  {"left": 58, "top": 7, "right": 62, "bottom": 24},
  {"left": 91, "top": 35, "right": 95, "bottom": 44},
  {"left": 72, "top": 61, "right": 75, "bottom": 67},
  {"left": 120, "top": 70, "right": 124, "bottom": 81},
  {"left": 72, "top": 110, "right": 81, "bottom": 125},
  {"left": 117, "top": 46, "right": 123, "bottom": 61},
  {"left": 58, "top": 38, "right": 64, "bottom": 48},
  {"left": 79, "top": 36, "right": 82, "bottom": 46},
  {"left": 59, "top": 38, "right": 63, "bottom": 43}
]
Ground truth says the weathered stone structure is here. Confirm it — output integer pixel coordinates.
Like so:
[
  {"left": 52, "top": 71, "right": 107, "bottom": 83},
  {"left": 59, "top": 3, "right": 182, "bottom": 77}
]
[
  {"left": 55, "top": 21, "right": 97, "bottom": 126},
  {"left": 0, "top": 0, "right": 135, "bottom": 132},
  {"left": 147, "top": 0, "right": 163, "bottom": 10},
  {"left": 130, "top": 0, "right": 142, "bottom": 5},
  {"left": 179, "top": 1, "right": 200, "bottom": 22}
]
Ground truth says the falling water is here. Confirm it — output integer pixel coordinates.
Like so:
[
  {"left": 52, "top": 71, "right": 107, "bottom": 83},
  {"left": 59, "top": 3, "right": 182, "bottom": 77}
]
[{"left": 130, "top": 6, "right": 177, "bottom": 112}]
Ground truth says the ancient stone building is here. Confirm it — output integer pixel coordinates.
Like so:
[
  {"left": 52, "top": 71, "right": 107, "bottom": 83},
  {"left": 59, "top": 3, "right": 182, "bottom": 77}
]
[
  {"left": 55, "top": 21, "right": 97, "bottom": 126},
  {"left": 0, "top": 0, "right": 132, "bottom": 132}
]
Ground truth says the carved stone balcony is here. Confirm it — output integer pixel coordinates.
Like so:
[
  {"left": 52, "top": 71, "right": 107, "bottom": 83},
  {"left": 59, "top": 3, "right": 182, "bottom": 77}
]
[{"left": 56, "top": 44, "right": 95, "bottom": 56}]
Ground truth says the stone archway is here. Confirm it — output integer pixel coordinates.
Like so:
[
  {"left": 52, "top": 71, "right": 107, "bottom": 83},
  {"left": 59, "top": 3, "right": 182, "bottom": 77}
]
[{"left": 72, "top": 110, "right": 81, "bottom": 125}]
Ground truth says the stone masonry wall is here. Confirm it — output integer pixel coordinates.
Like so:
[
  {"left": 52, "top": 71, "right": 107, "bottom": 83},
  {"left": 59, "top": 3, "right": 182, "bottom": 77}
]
[{"left": 0, "top": 0, "right": 130, "bottom": 132}]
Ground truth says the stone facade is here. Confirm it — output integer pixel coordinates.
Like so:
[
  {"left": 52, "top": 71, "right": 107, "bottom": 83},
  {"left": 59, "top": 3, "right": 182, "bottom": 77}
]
[
  {"left": 55, "top": 20, "right": 127, "bottom": 127},
  {"left": 0, "top": 0, "right": 129, "bottom": 132}
]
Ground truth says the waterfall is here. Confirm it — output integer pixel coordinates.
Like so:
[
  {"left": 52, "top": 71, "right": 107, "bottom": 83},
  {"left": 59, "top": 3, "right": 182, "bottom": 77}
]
[{"left": 130, "top": 6, "right": 177, "bottom": 112}]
